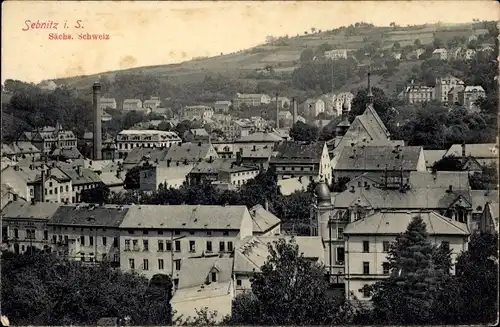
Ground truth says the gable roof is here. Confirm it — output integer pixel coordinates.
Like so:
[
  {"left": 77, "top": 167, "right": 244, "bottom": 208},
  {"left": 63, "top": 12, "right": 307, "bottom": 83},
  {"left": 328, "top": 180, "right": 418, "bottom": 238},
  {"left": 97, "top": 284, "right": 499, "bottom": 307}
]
[
  {"left": 423, "top": 149, "right": 447, "bottom": 168},
  {"left": 249, "top": 204, "right": 281, "bottom": 233},
  {"left": 235, "top": 131, "right": 283, "bottom": 143},
  {"left": 189, "top": 158, "right": 234, "bottom": 174},
  {"left": 49, "top": 204, "right": 130, "bottom": 227},
  {"left": 120, "top": 205, "right": 249, "bottom": 230},
  {"left": 445, "top": 143, "right": 498, "bottom": 158},
  {"left": 409, "top": 171, "right": 470, "bottom": 190},
  {"left": 343, "top": 210, "right": 469, "bottom": 236},
  {"left": 335, "top": 145, "right": 423, "bottom": 171},
  {"left": 1, "top": 201, "right": 61, "bottom": 220},
  {"left": 59, "top": 167, "right": 102, "bottom": 185},
  {"left": 123, "top": 147, "right": 170, "bottom": 165},
  {"left": 165, "top": 143, "right": 217, "bottom": 163},
  {"left": 240, "top": 146, "right": 273, "bottom": 159},
  {"left": 271, "top": 141, "right": 325, "bottom": 164},
  {"left": 178, "top": 256, "right": 233, "bottom": 289}
]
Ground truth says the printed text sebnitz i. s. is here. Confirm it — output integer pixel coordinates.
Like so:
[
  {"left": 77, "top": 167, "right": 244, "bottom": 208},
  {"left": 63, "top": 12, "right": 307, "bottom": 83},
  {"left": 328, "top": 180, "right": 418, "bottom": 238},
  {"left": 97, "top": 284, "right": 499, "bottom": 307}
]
[{"left": 22, "top": 20, "right": 84, "bottom": 31}]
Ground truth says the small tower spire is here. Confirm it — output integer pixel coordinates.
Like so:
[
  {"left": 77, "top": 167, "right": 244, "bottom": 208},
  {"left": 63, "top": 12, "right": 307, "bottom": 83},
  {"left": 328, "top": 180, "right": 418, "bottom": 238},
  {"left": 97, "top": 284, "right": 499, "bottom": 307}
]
[{"left": 367, "top": 69, "right": 374, "bottom": 105}]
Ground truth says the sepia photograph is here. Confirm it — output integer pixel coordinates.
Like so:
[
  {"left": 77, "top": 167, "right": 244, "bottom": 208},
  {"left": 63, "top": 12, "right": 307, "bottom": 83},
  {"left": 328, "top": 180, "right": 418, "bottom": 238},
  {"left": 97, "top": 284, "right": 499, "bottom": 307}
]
[{"left": 1, "top": 0, "right": 499, "bottom": 325}]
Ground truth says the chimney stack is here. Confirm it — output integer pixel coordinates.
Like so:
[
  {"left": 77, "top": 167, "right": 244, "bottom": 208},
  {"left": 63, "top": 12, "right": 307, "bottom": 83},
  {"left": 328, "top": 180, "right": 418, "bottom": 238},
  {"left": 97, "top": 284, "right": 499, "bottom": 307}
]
[
  {"left": 92, "top": 81, "right": 102, "bottom": 161},
  {"left": 367, "top": 70, "right": 374, "bottom": 106},
  {"left": 275, "top": 92, "right": 280, "bottom": 129},
  {"left": 461, "top": 142, "right": 466, "bottom": 162},
  {"left": 292, "top": 98, "right": 297, "bottom": 125},
  {"left": 40, "top": 170, "right": 45, "bottom": 202}
]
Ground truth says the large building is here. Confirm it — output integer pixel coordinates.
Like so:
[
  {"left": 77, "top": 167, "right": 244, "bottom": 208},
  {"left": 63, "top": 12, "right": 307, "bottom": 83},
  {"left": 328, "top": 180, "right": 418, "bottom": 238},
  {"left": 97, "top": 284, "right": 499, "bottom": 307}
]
[
  {"left": 458, "top": 86, "right": 486, "bottom": 112},
  {"left": 116, "top": 130, "right": 182, "bottom": 158},
  {"left": 100, "top": 98, "right": 117, "bottom": 110},
  {"left": 324, "top": 49, "right": 348, "bottom": 60},
  {"left": 435, "top": 75, "right": 465, "bottom": 104},
  {"left": 403, "top": 84, "right": 435, "bottom": 104},
  {"left": 182, "top": 105, "right": 214, "bottom": 121},
  {"left": 18, "top": 125, "right": 77, "bottom": 155},
  {"left": 143, "top": 97, "right": 161, "bottom": 109},
  {"left": 232, "top": 94, "right": 271, "bottom": 109},
  {"left": 303, "top": 99, "right": 326, "bottom": 117},
  {"left": 123, "top": 99, "right": 143, "bottom": 111}
]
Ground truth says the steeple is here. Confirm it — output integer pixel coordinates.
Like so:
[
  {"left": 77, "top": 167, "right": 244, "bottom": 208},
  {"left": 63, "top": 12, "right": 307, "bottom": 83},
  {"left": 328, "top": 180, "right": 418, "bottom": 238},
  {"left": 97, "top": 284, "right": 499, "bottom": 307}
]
[
  {"left": 342, "top": 97, "right": 350, "bottom": 120},
  {"left": 367, "top": 69, "right": 374, "bottom": 106}
]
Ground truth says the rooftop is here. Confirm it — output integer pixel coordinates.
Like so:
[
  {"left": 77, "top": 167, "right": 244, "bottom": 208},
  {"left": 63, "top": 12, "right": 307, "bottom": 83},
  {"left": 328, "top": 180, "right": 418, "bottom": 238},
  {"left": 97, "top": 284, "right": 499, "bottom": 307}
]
[
  {"left": 1, "top": 201, "right": 61, "bottom": 220},
  {"left": 49, "top": 204, "right": 130, "bottom": 227},
  {"left": 446, "top": 143, "right": 498, "bottom": 158},
  {"left": 271, "top": 141, "right": 325, "bottom": 163},
  {"left": 335, "top": 145, "right": 423, "bottom": 171}
]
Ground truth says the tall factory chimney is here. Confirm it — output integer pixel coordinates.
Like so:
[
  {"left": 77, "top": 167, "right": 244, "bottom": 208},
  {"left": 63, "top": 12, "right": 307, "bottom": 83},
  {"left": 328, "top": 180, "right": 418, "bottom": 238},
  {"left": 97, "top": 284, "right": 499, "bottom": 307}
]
[
  {"left": 292, "top": 98, "right": 297, "bottom": 125},
  {"left": 92, "top": 81, "right": 102, "bottom": 161},
  {"left": 275, "top": 92, "right": 280, "bottom": 129}
]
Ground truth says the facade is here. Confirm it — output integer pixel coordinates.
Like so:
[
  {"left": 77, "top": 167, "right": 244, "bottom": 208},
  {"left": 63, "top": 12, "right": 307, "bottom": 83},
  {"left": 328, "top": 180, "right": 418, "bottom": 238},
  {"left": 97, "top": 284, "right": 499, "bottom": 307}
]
[
  {"left": 182, "top": 105, "right": 214, "bottom": 121},
  {"left": 116, "top": 130, "right": 182, "bottom": 158},
  {"left": 24, "top": 125, "right": 77, "bottom": 155},
  {"left": 303, "top": 99, "right": 326, "bottom": 117},
  {"left": 404, "top": 84, "right": 435, "bottom": 104},
  {"left": 458, "top": 86, "right": 486, "bottom": 112},
  {"left": 214, "top": 101, "right": 232, "bottom": 113},
  {"left": 217, "top": 164, "right": 260, "bottom": 187},
  {"left": 435, "top": 76, "right": 465, "bottom": 104},
  {"left": 343, "top": 210, "right": 469, "bottom": 301},
  {"left": 59, "top": 165, "right": 103, "bottom": 203},
  {"left": 324, "top": 49, "right": 348, "bottom": 60},
  {"left": 432, "top": 48, "right": 448, "bottom": 60},
  {"left": 188, "top": 158, "right": 234, "bottom": 185},
  {"left": 334, "top": 92, "right": 354, "bottom": 116},
  {"left": 270, "top": 141, "right": 333, "bottom": 185},
  {"left": 118, "top": 205, "right": 254, "bottom": 280},
  {"left": 232, "top": 93, "right": 271, "bottom": 108},
  {"left": 139, "top": 163, "right": 193, "bottom": 191},
  {"left": 143, "top": 97, "right": 161, "bottom": 109},
  {"left": 447, "top": 85, "right": 466, "bottom": 105},
  {"left": 100, "top": 98, "right": 117, "bottom": 110},
  {"left": 123, "top": 99, "right": 143, "bottom": 111},
  {"left": 164, "top": 142, "right": 219, "bottom": 165},
  {"left": 1, "top": 201, "right": 60, "bottom": 255}
]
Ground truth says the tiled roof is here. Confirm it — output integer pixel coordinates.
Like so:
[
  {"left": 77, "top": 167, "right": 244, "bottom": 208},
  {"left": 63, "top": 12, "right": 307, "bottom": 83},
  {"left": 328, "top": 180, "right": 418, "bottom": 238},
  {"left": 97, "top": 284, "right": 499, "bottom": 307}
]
[
  {"left": 165, "top": 143, "right": 216, "bottom": 163},
  {"left": 190, "top": 158, "right": 234, "bottom": 174},
  {"left": 178, "top": 256, "right": 233, "bottom": 289},
  {"left": 487, "top": 201, "right": 499, "bottom": 220},
  {"left": 50, "top": 147, "right": 83, "bottom": 159},
  {"left": 423, "top": 150, "right": 447, "bottom": 167},
  {"left": 218, "top": 164, "right": 259, "bottom": 174},
  {"left": 59, "top": 167, "right": 102, "bottom": 185},
  {"left": 343, "top": 210, "right": 469, "bottom": 235},
  {"left": 270, "top": 141, "right": 325, "bottom": 163},
  {"left": 146, "top": 164, "right": 194, "bottom": 182},
  {"left": 409, "top": 171, "right": 470, "bottom": 190},
  {"left": 334, "top": 145, "right": 422, "bottom": 171},
  {"left": 1, "top": 201, "right": 61, "bottom": 220},
  {"left": 188, "top": 129, "right": 209, "bottom": 137},
  {"left": 49, "top": 204, "right": 130, "bottom": 227},
  {"left": 123, "top": 147, "right": 169, "bottom": 165},
  {"left": 98, "top": 172, "right": 124, "bottom": 186},
  {"left": 9, "top": 141, "right": 41, "bottom": 154},
  {"left": 120, "top": 205, "right": 249, "bottom": 230},
  {"left": 249, "top": 204, "right": 281, "bottom": 233},
  {"left": 1, "top": 144, "right": 15, "bottom": 156},
  {"left": 445, "top": 143, "right": 498, "bottom": 158},
  {"left": 236, "top": 131, "right": 283, "bottom": 143},
  {"left": 240, "top": 147, "right": 273, "bottom": 159}
]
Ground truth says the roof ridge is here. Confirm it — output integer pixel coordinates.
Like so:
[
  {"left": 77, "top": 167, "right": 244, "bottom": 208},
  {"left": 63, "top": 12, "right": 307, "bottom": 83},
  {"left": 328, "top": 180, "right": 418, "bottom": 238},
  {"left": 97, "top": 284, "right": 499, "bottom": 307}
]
[{"left": 431, "top": 211, "right": 469, "bottom": 234}]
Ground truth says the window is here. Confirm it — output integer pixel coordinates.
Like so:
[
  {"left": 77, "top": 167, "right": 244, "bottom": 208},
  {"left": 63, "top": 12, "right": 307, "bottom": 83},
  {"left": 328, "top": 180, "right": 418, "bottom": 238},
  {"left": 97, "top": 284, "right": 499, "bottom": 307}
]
[
  {"left": 174, "top": 230, "right": 180, "bottom": 235},
  {"left": 158, "top": 230, "right": 164, "bottom": 235},
  {"left": 128, "top": 230, "right": 134, "bottom": 235},
  {"left": 166, "top": 241, "right": 172, "bottom": 251},
  {"left": 143, "top": 240, "right": 149, "bottom": 251},
  {"left": 113, "top": 237, "right": 119, "bottom": 247},
  {"left": 143, "top": 259, "right": 149, "bottom": 270},
  {"left": 383, "top": 241, "right": 390, "bottom": 252},
  {"left": 158, "top": 259, "right": 164, "bottom": 270},
  {"left": 382, "top": 262, "right": 390, "bottom": 275},
  {"left": 219, "top": 241, "right": 225, "bottom": 252},
  {"left": 236, "top": 279, "right": 242, "bottom": 286},
  {"left": 223, "top": 231, "right": 229, "bottom": 236},
  {"left": 113, "top": 254, "right": 119, "bottom": 262},
  {"left": 80, "top": 235, "right": 85, "bottom": 246},
  {"left": 132, "top": 239, "right": 138, "bottom": 250},
  {"left": 175, "top": 259, "right": 181, "bottom": 271},
  {"left": 49, "top": 182, "right": 53, "bottom": 187},
  {"left": 441, "top": 241, "right": 450, "bottom": 251},
  {"left": 211, "top": 272, "right": 217, "bottom": 282},
  {"left": 102, "top": 237, "right": 107, "bottom": 246},
  {"left": 362, "top": 285, "right": 370, "bottom": 298},
  {"left": 363, "top": 241, "right": 369, "bottom": 253},
  {"left": 228, "top": 241, "right": 233, "bottom": 252},
  {"left": 206, "top": 241, "right": 212, "bottom": 252},
  {"left": 129, "top": 258, "right": 135, "bottom": 269},
  {"left": 337, "top": 228, "right": 344, "bottom": 240},
  {"left": 189, "top": 231, "right": 195, "bottom": 235},
  {"left": 206, "top": 231, "right": 212, "bottom": 236},
  {"left": 43, "top": 230, "right": 48, "bottom": 240},
  {"left": 175, "top": 240, "right": 181, "bottom": 252},
  {"left": 60, "top": 186, "right": 63, "bottom": 192},
  {"left": 81, "top": 253, "right": 85, "bottom": 262},
  {"left": 125, "top": 240, "right": 131, "bottom": 251},
  {"left": 363, "top": 262, "right": 370, "bottom": 275},
  {"left": 89, "top": 236, "right": 94, "bottom": 246},
  {"left": 336, "top": 247, "right": 345, "bottom": 263},
  {"left": 189, "top": 240, "right": 196, "bottom": 252},
  {"left": 64, "top": 235, "right": 68, "bottom": 245},
  {"left": 143, "top": 230, "right": 149, "bottom": 235},
  {"left": 55, "top": 188, "right": 58, "bottom": 194},
  {"left": 158, "top": 240, "right": 164, "bottom": 252}
]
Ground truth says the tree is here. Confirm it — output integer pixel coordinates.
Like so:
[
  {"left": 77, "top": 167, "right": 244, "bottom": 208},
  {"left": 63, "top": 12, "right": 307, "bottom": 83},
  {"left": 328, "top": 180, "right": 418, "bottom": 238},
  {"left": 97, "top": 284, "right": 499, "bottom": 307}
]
[
  {"left": 230, "top": 238, "right": 350, "bottom": 325},
  {"left": 392, "top": 41, "right": 401, "bottom": 50},
  {"left": 433, "top": 38, "right": 444, "bottom": 48},
  {"left": 299, "top": 48, "right": 315, "bottom": 62},
  {"left": 432, "top": 155, "right": 463, "bottom": 171},
  {"left": 366, "top": 215, "right": 453, "bottom": 324},
  {"left": 289, "top": 121, "right": 319, "bottom": 142},
  {"left": 124, "top": 166, "right": 142, "bottom": 190},
  {"left": 80, "top": 183, "right": 111, "bottom": 204},
  {"left": 414, "top": 39, "right": 422, "bottom": 47},
  {"left": 454, "top": 232, "right": 498, "bottom": 324}
]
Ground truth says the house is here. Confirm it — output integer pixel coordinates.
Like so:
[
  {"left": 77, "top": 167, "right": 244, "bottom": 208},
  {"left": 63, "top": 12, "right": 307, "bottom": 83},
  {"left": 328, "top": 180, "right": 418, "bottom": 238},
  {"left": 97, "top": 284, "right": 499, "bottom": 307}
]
[
  {"left": 343, "top": 210, "right": 469, "bottom": 301},
  {"left": 122, "top": 147, "right": 171, "bottom": 171},
  {"left": 59, "top": 165, "right": 103, "bottom": 203},
  {"left": 479, "top": 201, "right": 498, "bottom": 234},
  {"left": 214, "top": 100, "right": 232, "bottom": 113},
  {"left": 458, "top": 86, "right": 486, "bottom": 112},
  {"left": 38, "top": 80, "right": 58, "bottom": 91},
  {"left": 423, "top": 149, "right": 447, "bottom": 170},
  {"left": 183, "top": 129, "right": 210, "bottom": 143},
  {"left": 123, "top": 99, "right": 143, "bottom": 111},
  {"left": 447, "top": 85, "right": 466, "bottom": 105},
  {"left": 100, "top": 98, "right": 117, "bottom": 110},
  {"left": 319, "top": 93, "right": 337, "bottom": 116},
  {"left": 0, "top": 184, "right": 19, "bottom": 210},
  {"left": 171, "top": 256, "right": 234, "bottom": 323},
  {"left": 403, "top": 83, "right": 435, "bottom": 104},
  {"left": 48, "top": 146, "right": 84, "bottom": 161},
  {"left": 324, "top": 49, "right": 348, "bottom": 60},
  {"left": 116, "top": 130, "right": 182, "bottom": 159},
  {"left": 1, "top": 201, "right": 60, "bottom": 255},
  {"left": 139, "top": 163, "right": 193, "bottom": 191},
  {"left": 182, "top": 105, "right": 214, "bottom": 121},
  {"left": 238, "top": 146, "right": 274, "bottom": 171},
  {"left": 303, "top": 99, "right": 326, "bottom": 118},
  {"left": 333, "top": 92, "right": 354, "bottom": 116},
  {"left": 1, "top": 144, "right": 16, "bottom": 160},
  {"left": 79, "top": 132, "right": 117, "bottom": 160},
  {"left": 217, "top": 164, "right": 260, "bottom": 188},
  {"left": 211, "top": 141, "right": 235, "bottom": 159},
  {"left": 408, "top": 48, "right": 426, "bottom": 60},
  {"left": 118, "top": 205, "right": 254, "bottom": 280},
  {"left": 444, "top": 143, "right": 498, "bottom": 171},
  {"left": 165, "top": 142, "right": 219, "bottom": 165},
  {"left": 250, "top": 116, "right": 267, "bottom": 131},
  {"left": 48, "top": 203, "right": 126, "bottom": 264},
  {"left": 432, "top": 48, "right": 448, "bottom": 60},
  {"left": 470, "top": 190, "right": 499, "bottom": 231},
  {"left": 270, "top": 96, "right": 291, "bottom": 109},
  {"left": 101, "top": 111, "right": 112, "bottom": 122},
  {"left": 232, "top": 93, "right": 271, "bottom": 108},
  {"left": 270, "top": 141, "right": 332, "bottom": 185},
  {"left": 234, "top": 131, "right": 283, "bottom": 153},
  {"left": 143, "top": 97, "right": 161, "bottom": 109},
  {"left": 188, "top": 158, "right": 235, "bottom": 185},
  {"left": 233, "top": 235, "right": 324, "bottom": 294},
  {"left": 248, "top": 204, "right": 281, "bottom": 237},
  {"left": 435, "top": 76, "right": 465, "bottom": 104},
  {"left": 8, "top": 141, "right": 42, "bottom": 160},
  {"left": 25, "top": 125, "right": 77, "bottom": 155},
  {"left": 232, "top": 120, "right": 255, "bottom": 138}
]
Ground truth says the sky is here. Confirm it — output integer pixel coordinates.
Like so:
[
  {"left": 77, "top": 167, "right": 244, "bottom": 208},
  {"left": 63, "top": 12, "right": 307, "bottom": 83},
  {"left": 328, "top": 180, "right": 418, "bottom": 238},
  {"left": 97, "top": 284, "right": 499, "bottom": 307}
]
[{"left": 2, "top": 0, "right": 499, "bottom": 84}]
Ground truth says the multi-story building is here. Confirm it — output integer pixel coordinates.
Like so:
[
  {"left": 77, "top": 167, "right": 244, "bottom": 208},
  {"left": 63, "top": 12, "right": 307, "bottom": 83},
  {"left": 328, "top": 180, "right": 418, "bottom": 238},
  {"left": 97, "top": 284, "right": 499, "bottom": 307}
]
[
  {"left": 250, "top": 116, "right": 267, "bottom": 131},
  {"left": 270, "top": 141, "right": 333, "bottom": 185},
  {"left": 432, "top": 48, "right": 448, "bottom": 60},
  {"left": 139, "top": 163, "right": 193, "bottom": 191},
  {"left": 234, "top": 131, "right": 283, "bottom": 153},
  {"left": 183, "top": 129, "right": 210, "bottom": 143},
  {"left": 324, "top": 49, "right": 348, "bottom": 60},
  {"left": 303, "top": 99, "right": 326, "bottom": 118},
  {"left": 334, "top": 92, "right": 354, "bottom": 116},
  {"left": 403, "top": 84, "right": 435, "bottom": 104},
  {"left": 447, "top": 85, "right": 466, "bottom": 105},
  {"left": 214, "top": 100, "right": 232, "bottom": 113},
  {"left": 123, "top": 99, "right": 143, "bottom": 111},
  {"left": 435, "top": 75, "right": 465, "bottom": 104},
  {"left": 1, "top": 201, "right": 61, "bottom": 255},
  {"left": 164, "top": 142, "right": 219, "bottom": 165},
  {"left": 232, "top": 93, "right": 271, "bottom": 109},
  {"left": 100, "top": 98, "right": 117, "bottom": 110},
  {"left": 59, "top": 165, "right": 103, "bottom": 203},
  {"left": 143, "top": 97, "right": 161, "bottom": 110},
  {"left": 458, "top": 86, "right": 486, "bottom": 112},
  {"left": 118, "top": 205, "right": 254, "bottom": 280},
  {"left": 182, "top": 105, "right": 214, "bottom": 121},
  {"left": 48, "top": 204, "right": 126, "bottom": 264},
  {"left": 217, "top": 164, "right": 260, "bottom": 188},
  {"left": 116, "top": 130, "right": 182, "bottom": 159},
  {"left": 188, "top": 158, "right": 234, "bottom": 185},
  {"left": 19, "top": 125, "right": 77, "bottom": 155},
  {"left": 343, "top": 210, "right": 469, "bottom": 301}
]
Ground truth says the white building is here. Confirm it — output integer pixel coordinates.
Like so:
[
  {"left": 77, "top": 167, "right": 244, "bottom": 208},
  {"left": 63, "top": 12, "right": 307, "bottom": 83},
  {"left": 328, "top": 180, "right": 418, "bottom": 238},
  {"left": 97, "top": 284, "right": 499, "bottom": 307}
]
[
  {"left": 143, "top": 97, "right": 161, "bottom": 110},
  {"left": 100, "top": 98, "right": 117, "bottom": 110},
  {"left": 232, "top": 94, "right": 271, "bottom": 108},
  {"left": 123, "top": 99, "right": 143, "bottom": 111},
  {"left": 432, "top": 48, "right": 448, "bottom": 61},
  {"left": 324, "top": 49, "right": 348, "bottom": 60},
  {"left": 182, "top": 106, "right": 214, "bottom": 121},
  {"left": 116, "top": 130, "right": 182, "bottom": 158},
  {"left": 435, "top": 76, "right": 465, "bottom": 104},
  {"left": 303, "top": 99, "right": 326, "bottom": 117},
  {"left": 139, "top": 163, "right": 193, "bottom": 192}
]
